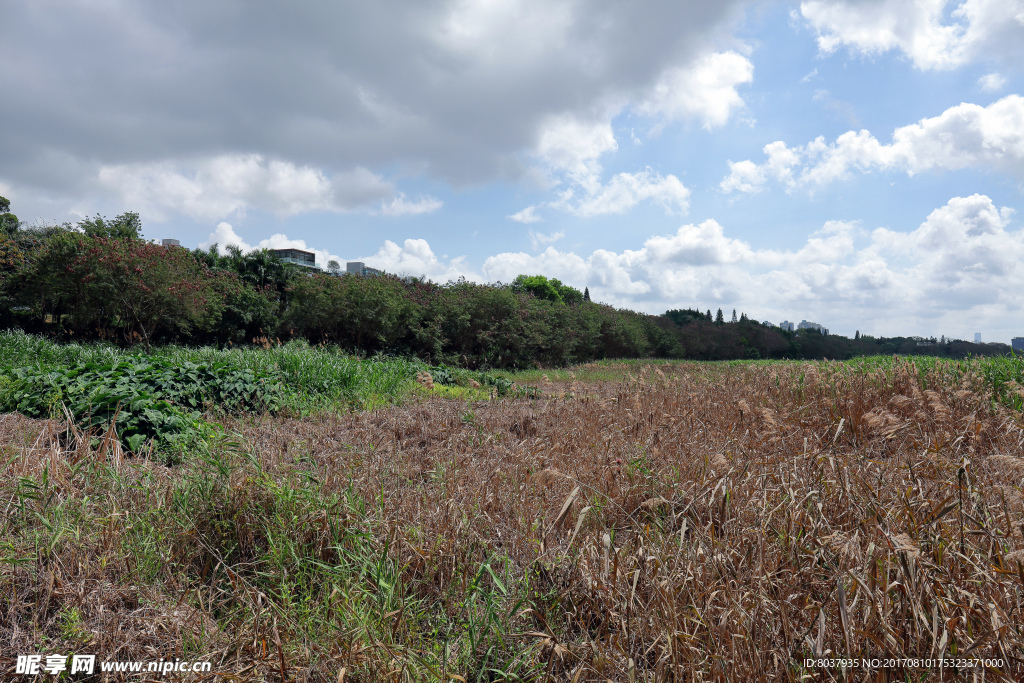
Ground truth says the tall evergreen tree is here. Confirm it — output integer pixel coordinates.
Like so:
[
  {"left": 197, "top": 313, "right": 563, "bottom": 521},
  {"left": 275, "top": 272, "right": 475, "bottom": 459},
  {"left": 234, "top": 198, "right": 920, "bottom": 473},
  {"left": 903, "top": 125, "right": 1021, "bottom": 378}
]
[
  {"left": 731, "top": 309, "right": 737, "bottom": 323},
  {"left": 715, "top": 308, "right": 724, "bottom": 324},
  {"left": 583, "top": 287, "right": 590, "bottom": 302}
]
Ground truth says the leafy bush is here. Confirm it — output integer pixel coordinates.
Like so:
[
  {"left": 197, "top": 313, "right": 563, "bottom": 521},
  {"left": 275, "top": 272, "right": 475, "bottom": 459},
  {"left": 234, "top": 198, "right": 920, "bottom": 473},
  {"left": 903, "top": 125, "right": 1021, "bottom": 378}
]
[{"left": 0, "top": 357, "right": 283, "bottom": 453}]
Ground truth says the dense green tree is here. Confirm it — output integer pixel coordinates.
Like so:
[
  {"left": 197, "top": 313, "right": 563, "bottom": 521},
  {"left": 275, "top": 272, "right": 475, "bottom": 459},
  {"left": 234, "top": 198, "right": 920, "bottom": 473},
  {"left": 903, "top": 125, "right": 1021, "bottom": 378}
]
[
  {"left": 715, "top": 308, "right": 724, "bottom": 324},
  {"left": 77, "top": 212, "right": 144, "bottom": 240},
  {"left": 511, "top": 274, "right": 563, "bottom": 303},
  {"left": 0, "top": 196, "right": 19, "bottom": 236},
  {"left": 236, "top": 249, "right": 295, "bottom": 291},
  {"left": 284, "top": 273, "right": 420, "bottom": 354},
  {"left": 66, "top": 238, "right": 224, "bottom": 351},
  {"left": 558, "top": 280, "right": 584, "bottom": 305},
  {"left": 511, "top": 274, "right": 584, "bottom": 306},
  {"left": 664, "top": 308, "right": 707, "bottom": 327},
  {"left": 9, "top": 231, "right": 223, "bottom": 349}
]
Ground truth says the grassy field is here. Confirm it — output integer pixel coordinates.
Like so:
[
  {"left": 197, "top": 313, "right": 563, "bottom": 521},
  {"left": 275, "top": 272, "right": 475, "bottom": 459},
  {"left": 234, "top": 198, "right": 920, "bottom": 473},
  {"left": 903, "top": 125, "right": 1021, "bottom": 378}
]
[
  {"left": 0, "top": 330, "right": 462, "bottom": 412},
  {"left": 3, "top": 337, "right": 1024, "bottom": 681}
]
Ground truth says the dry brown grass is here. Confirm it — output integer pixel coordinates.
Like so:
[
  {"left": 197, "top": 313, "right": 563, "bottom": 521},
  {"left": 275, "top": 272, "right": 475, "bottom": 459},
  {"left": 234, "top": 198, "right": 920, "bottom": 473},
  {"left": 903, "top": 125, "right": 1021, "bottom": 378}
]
[{"left": 3, "top": 359, "right": 1024, "bottom": 681}]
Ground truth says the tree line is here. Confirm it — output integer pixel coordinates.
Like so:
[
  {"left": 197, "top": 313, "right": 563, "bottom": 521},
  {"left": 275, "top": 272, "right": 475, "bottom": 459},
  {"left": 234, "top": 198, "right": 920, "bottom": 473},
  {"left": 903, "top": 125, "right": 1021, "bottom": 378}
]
[{"left": 0, "top": 201, "right": 1009, "bottom": 367}]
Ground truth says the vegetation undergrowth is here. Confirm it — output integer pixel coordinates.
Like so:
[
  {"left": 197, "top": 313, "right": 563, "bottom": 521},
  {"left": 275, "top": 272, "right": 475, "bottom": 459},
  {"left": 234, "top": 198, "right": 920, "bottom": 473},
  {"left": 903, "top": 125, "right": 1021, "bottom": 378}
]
[
  {"left": 0, "top": 331, "right": 533, "bottom": 455},
  {"left": 4, "top": 356, "right": 1024, "bottom": 680}
]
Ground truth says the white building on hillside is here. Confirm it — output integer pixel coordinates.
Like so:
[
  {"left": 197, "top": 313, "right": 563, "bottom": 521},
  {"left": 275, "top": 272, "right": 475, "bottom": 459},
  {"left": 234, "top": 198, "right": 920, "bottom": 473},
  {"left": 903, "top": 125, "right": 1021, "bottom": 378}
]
[{"left": 797, "top": 320, "right": 829, "bottom": 335}]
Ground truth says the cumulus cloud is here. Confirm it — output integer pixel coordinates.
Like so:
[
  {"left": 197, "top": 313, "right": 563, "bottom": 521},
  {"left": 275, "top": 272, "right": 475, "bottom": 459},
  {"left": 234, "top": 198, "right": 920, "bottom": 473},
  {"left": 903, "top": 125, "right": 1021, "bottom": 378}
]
[
  {"left": 636, "top": 51, "right": 754, "bottom": 130},
  {"left": 376, "top": 193, "right": 444, "bottom": 216},
  {"left": 362, "top": 238, "right": 478, "bottom": 282},
  {"left": 528, "top": 229, "right": 565, "bottom": 249},
  {"left": 800, "top": 0, "right": 1024, "bottom": 70},
  {"left": 481, "top": 194, "right": 1023, "bottom": 339},
  {"left": 719, "top": 160, "right": 766, "bottom": 194},
  {"left": 508, "top": 206, "right": 542, "bottom": 224},
  {"left": 518, "top": 50, "right": 750, "bottom": 220},
  {"left": 536, "top": 115, "right": 619, "bottom": 193},
  {"left": 566, "top": 170, "right": 690, "bottom": 217},
  {"left": 978, "top": 72, "right": 1007, "bottom": 92},
  {"left": 96, "top": 155, "right": 411, "bottom": 222},
  {"left": 531, "top": 114, "right": 691, "bottom": 218},
  {"left": 483, "top": 218, "right": 853, "bottom": 308},
  {"left": 198, "top": 222, "right": 346, "bottom": 270},
  {"left": 720, "top": 95, "right": 1024, "bottom": 193}
]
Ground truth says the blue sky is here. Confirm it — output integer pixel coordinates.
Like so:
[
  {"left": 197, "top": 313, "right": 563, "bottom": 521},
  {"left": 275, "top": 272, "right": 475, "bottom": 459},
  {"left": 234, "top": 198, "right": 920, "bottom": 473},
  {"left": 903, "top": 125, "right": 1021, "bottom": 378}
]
[{"left": 2, "top": 0, "right": 1023, "bottom": 341}]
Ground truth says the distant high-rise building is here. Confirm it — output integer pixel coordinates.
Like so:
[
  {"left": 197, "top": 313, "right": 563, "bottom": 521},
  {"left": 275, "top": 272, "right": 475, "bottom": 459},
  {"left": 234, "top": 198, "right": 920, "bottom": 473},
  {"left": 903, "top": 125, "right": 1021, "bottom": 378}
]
[
  {"left": 1012, "top": 338, "right": 1024, "bottom": 352},
  {"left": 780, "top": 320, "right": 795, "bottom": 332},
  {"left": 974, "top": 333, "right": 982, "bottom": 343},
  {"left": 797, "top": 320, "right": 829, "bottom": 335},
  {"left": 346, "top": 261, "right": 383, "bottom": 277},
  {"left": 161, "top": 238, "right": 180, "bottom": 247},
  {"left": 270, "top": 248, "right": 319, "bottom": 270}
]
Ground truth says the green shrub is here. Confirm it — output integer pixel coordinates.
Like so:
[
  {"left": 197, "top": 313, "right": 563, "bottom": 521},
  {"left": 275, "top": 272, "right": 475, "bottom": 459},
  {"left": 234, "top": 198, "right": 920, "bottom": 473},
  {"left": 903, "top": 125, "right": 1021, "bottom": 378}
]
[{"left": 0, "top": 357, "right": 283, "bottom": 453}]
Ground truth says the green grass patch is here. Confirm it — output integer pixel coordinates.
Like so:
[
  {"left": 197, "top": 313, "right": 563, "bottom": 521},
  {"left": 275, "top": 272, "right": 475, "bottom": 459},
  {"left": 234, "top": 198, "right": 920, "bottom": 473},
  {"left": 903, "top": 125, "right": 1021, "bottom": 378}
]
[{"left": 0, "top": 332, "right": 543, "bottom": 455}]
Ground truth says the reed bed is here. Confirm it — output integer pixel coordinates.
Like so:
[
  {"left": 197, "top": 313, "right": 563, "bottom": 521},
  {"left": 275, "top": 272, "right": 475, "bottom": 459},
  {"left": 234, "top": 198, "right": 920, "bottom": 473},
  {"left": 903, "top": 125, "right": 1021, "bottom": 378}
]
[{"left": 2, "top": 358, "right": 1024, "bottom": 681}]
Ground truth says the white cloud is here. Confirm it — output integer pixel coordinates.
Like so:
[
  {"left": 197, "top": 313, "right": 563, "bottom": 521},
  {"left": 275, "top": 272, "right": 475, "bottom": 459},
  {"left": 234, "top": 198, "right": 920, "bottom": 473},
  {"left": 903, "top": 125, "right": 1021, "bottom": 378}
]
[
  {"left": 376, "top": 193, "right": 443, "bottom": 216},
  {"left": 568, "top": 169, "right": 690, "bottom": 217},
  {"left": 800, "top": 0, "right": 1024, "bottom": 70},
  {"left": 362, "top": 238, "right": 477, "bottom": 282},
  {"left": 528, "top": 229, "right": 564, "bottom": 249},
  {"left": 719, "top": 159, "right": 765, "bottom": 193},
  {"left": 531, "top": 114, "right": 690, "bottom": 218},
  {"left": 508, "top": 206, "right": 542, "bottom": 223},
  {"left": 97, "top": 155, "right": 400, "bottom": 222},
  {"left": 978, "top": 72, "right": 1007, "bottom": 92},
  {"left": 644, "top": 219, "right": 755, "bottom": 265},
  {"left": 199, "top": 222, "right": 252, "bottom": 252},
  {"left": 518, "top": 49, "right": 749, "bottom": 221},
  {"left": 198, "top": 221, "right": 346, "bottom": 270},
  {"left": 637, "top": 51, "right": 754, "bottom": 130},
  {"left": 721, "top": 95, "right": 1024, "bottom": 192},
  {"left": 535, "top": 114, "right": 618, "bottom": 194},
  {"left": 479, "top": 195, "right": 1024, "bottom": 339}
]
